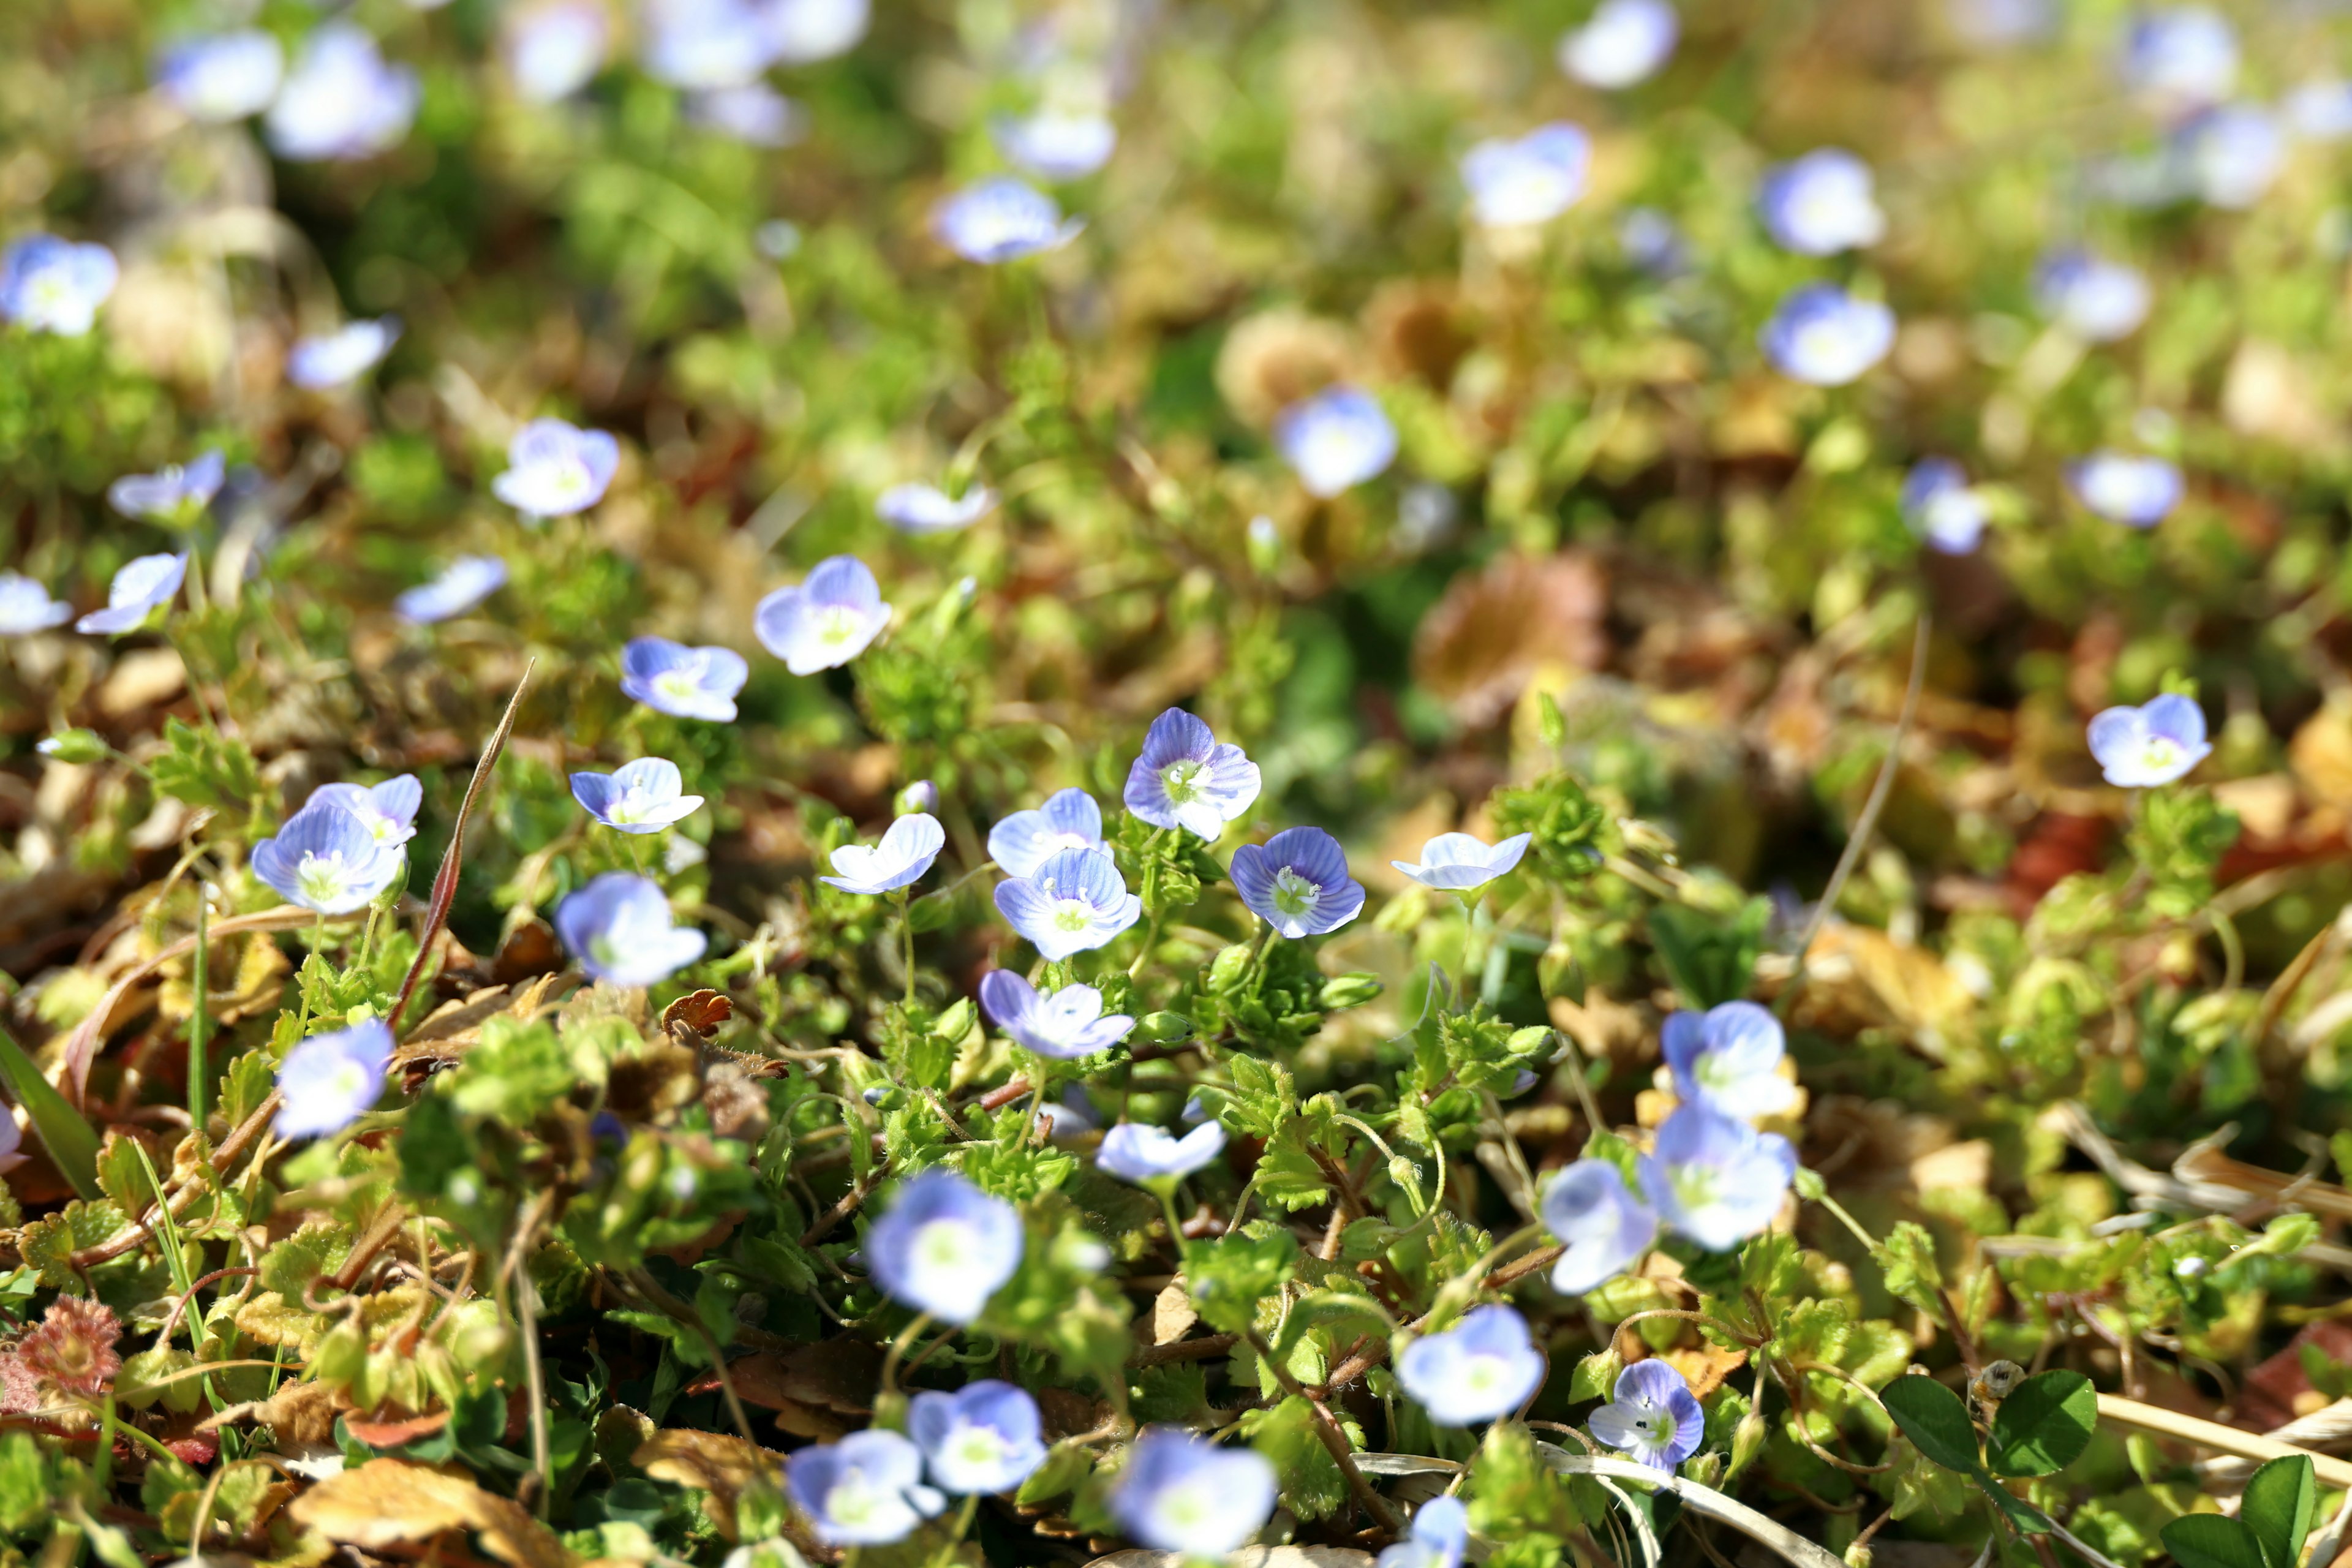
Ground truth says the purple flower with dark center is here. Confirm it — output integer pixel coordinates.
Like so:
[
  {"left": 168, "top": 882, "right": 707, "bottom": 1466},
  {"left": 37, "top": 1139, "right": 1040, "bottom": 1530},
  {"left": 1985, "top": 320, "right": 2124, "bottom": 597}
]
[
  {"left": 1378, "top": 1496, "right": 1469, "bottom": 1568},
  {"left": 1231, "top": 826, "right": 1365, "bottom": 939},
  {"left": 505, "top": 0, "right": 610, "bottom": 102},
  {"left": 1110, "top": 1428, "right": 1278, "bottom": 1556},
  {"left": 1637, "top": 1106, "right": 1797, "bottom": 1251},
  {"left": 1558, "top": 0, "right": 1678, "bottom": 88},
  {"left": 1274, "top": 386, "right": 1398, "bottom": 498},
  {"left": 989, "top": 788, "right": 1105, "bottom": 878},
  {"left": 908, "top": 1380, "right": 1047, "bottom": 1494},
  {"left": 754, "top": 555, "right": 894, "bottom": 674},
  {"left": 864, "top": 1167, "right": 1023, "bottom": 1324},
  {"left": 1589, "top": 1360, "right": 1704, "bottom": 1472},
  {"left": 820, "top": 813, "right": 945, "bottom": 895},
  {"left": 877, "top": 483, "right": 997, "bottom": 535},
  {"left": 76, "top": 553, "right": 189, "bottom": 636},
  {"left": 978, "top": 971, "right": 1134, "bottom": 1059},
  {"left": 786, "top": 1430, "right": 943, "bottom": 1546},
  {"left": 251, "top": 804, "right": 405, "bottom": 914},
  {"left": 1461, "top": 124, "right": 1591, "bottom": 227},
  {"left": 288, "top": 318, "right": 400, "bottom": 389},
  {"left": 108, "top": 452, "right": 224, "bottom": 526},
  {"left": 1757, "top": 149, "right": 1885, "bottom": 255},
  {"left": 1901, "top": 458, "right": 1989, "bottom": 556},
  {"left": 993, "top": 847, "right": 1142, "bottom": 960},
  {"left": 994, "top": 110, "right": 1117, "bottom": 179},
  {"left": 1542, "top": 1159, "right": 1660, "bottom": 1294},
  {"left": 396, "top": 557, "right": 508, "bottom": 625},
  {"left": 571, "top": 758, "right": 705, "bottom": 834},
  {"left": 1395, "top": 1304, "right": 1547, "bottom": 1425},
  {"left": 1390, "top": 831, "right": 1532, "bottom": 892},
  {"left": 2034, "top": 249, "right": 2150, "bottom": 342},
  {"left": 156, "top": 31, "right": 284, "bottom": 122},
  {"left": 275, "top": 1019, "right": 394, "bottom": 1138},
  {"left": 1097, "top": 1121, "right": 1226, "bottom": 1186},
  {"left": 1, "top": 236, "right": 118, "bottom": 337},
  {"left": 553, "top": 872, "right": 709, "bottom": 987},
  {"left": 1758, "top": 282, "right": 1895, "bottom": 386},
  {"left": 932, "top": 179, "right": 1085, "bottom": 263},
  {"left": 2067, "top": 451, "right": 2182, "bottom": 527},
  {"left": 620, "top": 637, "right": 749, "bottom": 722},
  {"left": 2088, "top": 693, "right": 2211, "bottom": 787},
  {"left": 265, "top": 23, "right": 419, "bottom": 162},
  {"left": 0, "top": 575, "right": 73, "bottom": 635},
  {"left": 493, "top": 418, "right": 620, "bottom": 518},
  {"left": 1123, "top": 708, "right": 1261, "bottom": 839},
  {"left": 303, "top": 775, "right": 423, "bottom": 849},
  {"left": 1664, "top": 1000, "right": 1800, "bottom": 1120}
]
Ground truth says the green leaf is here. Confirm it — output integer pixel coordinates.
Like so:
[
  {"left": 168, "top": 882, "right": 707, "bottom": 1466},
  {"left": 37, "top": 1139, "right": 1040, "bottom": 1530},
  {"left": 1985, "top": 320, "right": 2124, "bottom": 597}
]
[
  {"left": 2240, "top": 1454, "right": 2317, "bottom": 1568},
  {"left": 2160, "top": 1516, "right": 2272, "bottom": 1568},
  {"left": 1646, "top": 898, "right": 1770, "bottom": 1009},
  {"left": 0, "top": 1028, "right": 99, "bottom": 1200},
  {"left": 1977, "top": 1476, "right": 2051, "bottom": 1536},
  {"left": 1879, "top": 1375, "right": 1980, "bottom": 1474},
  {"left": 1986, "top": 1369, "right": 2097, "bottom": 1477}
]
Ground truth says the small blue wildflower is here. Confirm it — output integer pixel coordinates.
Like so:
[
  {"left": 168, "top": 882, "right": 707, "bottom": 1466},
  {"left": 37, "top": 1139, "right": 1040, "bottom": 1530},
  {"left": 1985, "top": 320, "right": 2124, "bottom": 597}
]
[
  {"left": 1390, "top": 831, "right": 1532, "bottom": 892},
  {"left": 641, "top": 0, "right": 777, "bottom": 89},
  {"left": 995, "top": 110, "right": 1118, "bottom": 180},
  {"left": 265, "top": 23, "right": 420, "bottom": 162},
  {"left": 897, "top": 780, "right": 939, "bottom": 815},
  {"left": 493, "top": 418, "right": 620, "bottom": 519},
  {"left": 396, "top": 556, "right": 508, "bottom": 625},
  {"left": 251, "top": 804, "right": 405, "bottom": 914},
  {"left": 155, "top": 31, "right": 284, "bottom": 122},
  {"left": 274, "top": 1019, "right": 394, "bottom": 1139},
  {"left": 0, "top": 236, "right": 119, "bottom": 337},
  {"left": 1757, "top": 149, "right": 1885, "bottom": 255},
  {"left": 786, "top": 1430, "right": 944, "bottom": 1547},
  {"left": 988, "top": 788, "right": 1104, "bottom": 878},
  {"left": 1559, "top": 0, "right": 1678, "bottom": 89},
  {"left": 878, "top": 483, "right": 997, "bottom": 535},
  {"left": 908, "top": 1381, "right": 1047, "bottom": 1495},
  {"left": 1124, "top": 709, "right": 1261, "bottom": 839},
  {"left": 1461, "top": 124, "right": 1591, "bottom": 227},
  {"left": 108, "top": 452, "right": 224, "bottom": 526},
  {"left": 505, "top": 0, "right": 610, "bottom": 102},
  {"left": 553, "top": 872, "right": 709, "bottom": 987},
  {"left": 1273, "top": 386, "right": 1398, "bottom": 499},
  {"left": 1378, "top": 1496, "right": 1469, "bottom": 1568},
  {"left": 304, "top": 775, "right": 423, "bottom": 850},
  {"left": 287, "top": 318, "right": 401, "bottom": 390},
  {"left": 821, "top": 812, "right": 946, "bottom": 895},
  {"left": 1542, "top": 1159, "right": 1659, "bottom": 1294},
  {"left": 768, "top": 0, "right": 870, "bottom": 62},
  {"left": 571, "top": 758, "right": 705, "bottom": 834},
  {"left": 978, "top": 971, "right": 1135, "bottom": 1060},
  {"left": 2034, "top": 249, "right": 2150, "bottom": 342},
  {"left": 1947, "top": 0, "right": 2053, "bottom": 48},
  {"left": 1097, "top": 1121, "right": 1226, "bottom": 1186},
  {"left": 933, "top": 178, "right": 1085, "bottom": 263},
  {"left": 2184, "top": 103, "right": 2285, "bottom": 208},
  {"left": 864, "top": 1167, "right": 1023, "bottom": 1325},
  {"left": 620, "top": 637, "right": 750, "bottom": 722},
  {"left": 755, "top": 221, "right": 803, "bottom": 260},
  {"left": 688, "top": 84, "right": 806, "bottom": 146},
  {"left": 1758, "top": 282, "right": 1895, "bottom": 386},
  {"left": 1231, "top": 826, "right": 1365, "bottom": 939},
  {"left": 1901, "top": 459, "right": 1989, "bottom": 556},
  {"left": 76, "top": 553, "right": 189, "bottom": 636},
  {"left": 1395, "top": 1304, "right": 1548, "bottom": 1425},
  {"left": 2088, "top": 693, "right": 2211, "bottom": 787},
  {"left": 2067, "top": 451, "right": 2182, "bottom": 527},
  {"left": 1589, "top": 1360, "right": 1705, "bottom": 1473},
  {"left": 993, "top": 846, "right": 1143, "bottom": 960},
  {"left": 1110, "top": 1428, "right": 1279, "bottom": 1557},
  {"left": 1637, "top": 1106, "right": 1798, "bottom": 1251},
  {"left": 2119, "top": 7, "right": 2237, "bottom": 110},
  {"left": 0, "top": 575, "right": 72, "bottom": 635},
  {"left": 1039, "top": 1085, "right": 1099, "bottom": 1137},
  {"left": 755, "top": 554, "right": 894, "bottom": 674},
  {"left": 1663, "top": 1000, "right": 1800, "bottom": 1120},
  {"left": 2288, "top": 79, "right": 2352, "bottom": 141}
]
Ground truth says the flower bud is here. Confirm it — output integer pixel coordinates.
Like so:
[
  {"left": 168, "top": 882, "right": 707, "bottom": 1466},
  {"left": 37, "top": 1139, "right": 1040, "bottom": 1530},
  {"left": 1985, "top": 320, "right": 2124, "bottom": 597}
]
[
  {"left": 1319, "top": 973, "right": 1383, "bottom": 1010},
  {"left": 895, "top": 780, "right": 938, "bottom": 815},
  {"left": 1207, "top": 943, "right": 1254, "bottom": 994},
  {"left": 1133, "top": 1011, "right": 1196, "bottom": 1044},
  {"left": 37, "top": 729, "right": 107, "bottom": 764}
]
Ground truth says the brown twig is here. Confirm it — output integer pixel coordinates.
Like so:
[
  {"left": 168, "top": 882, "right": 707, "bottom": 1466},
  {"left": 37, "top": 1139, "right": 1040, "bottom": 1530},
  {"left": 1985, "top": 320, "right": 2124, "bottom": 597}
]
[
  {"left": 67, "top": 1089, "right": 285, "bottom": 1268},
  {"left": 1129, "top": 1333, "right": 1238, "bottom": 1368},
  {"left": 1243, "top": 1327, "right": 1402, "bottom": 1537},
  {"left": 801, "top": 1162, "right": 890, "bottom": 1248}
]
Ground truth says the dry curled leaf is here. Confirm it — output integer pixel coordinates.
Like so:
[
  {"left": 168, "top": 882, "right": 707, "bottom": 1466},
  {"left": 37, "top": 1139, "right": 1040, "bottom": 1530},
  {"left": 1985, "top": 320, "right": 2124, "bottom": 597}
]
[
  {"left": 1413, "top": 552, "right": 1608, "bottom": 726},
  {"left": 286, "top": 1457, "right": 571, "bottom": 1568},
  {"left": 632, "top": 1430, "right": 785, "bottom": 1540},
  {"left": 661, "top": 989, "right": 734, "bottom": 1038}
]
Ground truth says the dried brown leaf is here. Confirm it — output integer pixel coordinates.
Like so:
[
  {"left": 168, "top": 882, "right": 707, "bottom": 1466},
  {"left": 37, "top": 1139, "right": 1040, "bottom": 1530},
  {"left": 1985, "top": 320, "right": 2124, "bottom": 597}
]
[{"left": 286, "top": 1457, "right": 571, "bottom": 1568}]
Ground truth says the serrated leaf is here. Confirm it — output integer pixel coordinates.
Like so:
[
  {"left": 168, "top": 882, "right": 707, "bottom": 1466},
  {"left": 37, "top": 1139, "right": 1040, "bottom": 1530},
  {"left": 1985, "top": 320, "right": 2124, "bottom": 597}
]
[
  {"left": 1879, "top": 1374, "right": 1979, "bottom": 1474},
  {"left": 18, "top": 1199, "right": 130, "bottom": 1286},
  {"left": 1986, "top": 1369, "right": 2096, "bottom": 1477}
]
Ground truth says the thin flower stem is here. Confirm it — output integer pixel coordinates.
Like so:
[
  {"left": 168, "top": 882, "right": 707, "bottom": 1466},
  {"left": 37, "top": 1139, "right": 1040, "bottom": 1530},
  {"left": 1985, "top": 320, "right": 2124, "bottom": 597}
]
[
  {"left": 189, "top": 881, "right": 209, "bottom": 1129},
  {"left": 880, "top": 1310, "right": 935, "bottom": 1398}
]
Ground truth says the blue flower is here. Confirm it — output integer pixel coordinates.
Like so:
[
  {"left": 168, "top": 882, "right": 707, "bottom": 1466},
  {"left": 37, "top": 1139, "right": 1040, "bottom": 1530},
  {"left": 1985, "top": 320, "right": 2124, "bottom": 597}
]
[
  {"left": 978, "top": 971, "right": 1135, "bottom": 1060},
  {"left": 933, "top": 178, "right": 1085, "bottom": 263},
  {"left": 1900, "top": 459, "right": 1989, "bottom": 556},
  {"left": 641, "top": 0, "right": 777, "bottom": 89},
  {"left": 1558, "top": 0, "right": 1678, "bottom": 89},
  {"left": 620, "top": 637, "right": 750, "bottom": 722},
  {"left": 897, "top": 780, "right": 939, "bottom": 815},
  {"left": 878, "top": 483, "right": 997, "bottom": 535},
  {"left": 908, "top": 1380, "right": 1047, "bottom": 1495},
  {"left": 265, "top": 23, "right": 420, "bottom": 162},
  {"left": 2288, "top": 78, "right": 2352, "bottom": 141},
  {"left": 993, "top": 846, "right": 1142, "bottom": 960},
  {"left": 2119, "top": 7, "right": 2237, "bottom": 111},
  {"left": 304, "top": 775, "right": 423, "bottom": 850},
  {"left": 553, "top": 872, "right": 709, "bottom": 987},
  {"left": 1231, "top": 827, "right": 1365, "bottom": 939},
  {"left": 864, "top": 1167, "right": 1024, "bottom": 1325},
  {"left": 1588, "top": 1360, "right": 1704, "bottom": 1473},
  {"left": 786, "top": 1430, "right": 944, "bottom": 1547},
  {"left": 2089, "top": 693, "right": 2211, "bottom": 787},
  {"left": 1110, "top": 1427, "right": 1278, "bottom": 1557},
  {"left": 822, "top": 812, "right": 946, "bottom": 895},
  {"left": 1758, "top": 283, "right": 1895, "bottom": 386},
  {"left": 108, "top": 452, "right": 224, "bottom": 526},
  {"left": 767, "top": 0, "right": 870, "bottom": 63},
  {"left": 493, "top": 418, "right": 620, "bottom": 518},
  {"left": 396, "top": 557, "right": 509, "bottom": 625},
  {"left": 1637, "top": 1106, "right": 1798, "bottom": 1252},
  {"left": 1947, "top": 0, "right": 2053, "bottom": 48},
  {"left": 2067, "top": 451, "right": 2182, "bottom": 527},
  {"left": 2183, "top": 103, "right": 2285, "bottom": 208},
  {"left": 1390, "top": 831, "right": 1532, "bottom": 892},
  {"left": 995, "top": 111, "right": 1118, "bottom": 180},
  {"left": 987, "top": 788, "right": 1104, "bottom": 878},
  {"left": 76, "top": 553, "right": 189, "bottom": 636},
  {"left": 1461, "top": 124, "right": 1591, "bottom": 227},
  {"left": 155, "top": 31, "right": 284, "bottom": 122},
  {"left": 1757, "top": 149, "right": 1885, "bottom": 255},
  {"left": 1542, "top": 1159, "right": 1659, "bottom": 1294},
  {"left": 505, "top": 0, "right": 610, "bottom": 102},
  {"left": 252, "top": 803, "right": 405, "bottom": 915},
  {"left": 1273, "top": 386, "right": 1398, "bottom": 498},
  {"left": 1097, "top": 1121, "right": 1226, "bottom": 1186},
  {"left": 274, "top": 1019, "right": 394, "bottom": 1139},
  {"left": 1663, "top": 1000, "right": 1799, "bottom": 1120},
  {"left": 0, "top": 575, "right": 72, "bottom": 635},
  {"left": 688, "top": 84, "right": 806, "bottom": 147},
  {"left": 1395, "top": 1305, "right": 1547, "bottom": 1425},
  {"left": 2034, "top": 249, "right": 2150, "bottom": 343},
  {"left": 1378, "top": 1496, "right": 1469, "bottom": 1568},
  {"left": 288, "top": 318, "right": 401, "bottom": 390},
  {"left": 572, "top": 758, "right": 705, "bottom": 834},
  {"left": 755, "top": 555, "right": 894, "bottom": 674},
  {"left": 1125, "top": 709, "right": 1261, "bottom": 839},
  {"left": 0, "top": 236, "right": 119, "bottom": 337}
]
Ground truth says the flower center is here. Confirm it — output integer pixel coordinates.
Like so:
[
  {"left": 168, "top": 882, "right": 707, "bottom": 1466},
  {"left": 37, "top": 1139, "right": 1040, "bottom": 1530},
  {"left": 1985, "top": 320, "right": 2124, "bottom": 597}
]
[
  {"left": 2139, "top": 737, "right": 2182, "bottom": 772},
  {"left": 913, "top": 1218, "right": 976, "bottom": 1273},
  {"left": 1461, "top": 1355, "right": 1509, "bottom": 1397},
  {"left": 952, "top": 1426, "right": 1006, "bottom": 1469},
  {"left": 296, "top": 851, "right": 354, "bottom": 903},
  {"left": 1271, "top": 867, "right": 1321, "bottom": 920},
  {"left": 825, "top": 1473, "right": 889, "bottom": 1529},
  {"left": 1668, "top": 1161, "right": 1723, "bottom": 1216},
  {"left": 1159, "top": 758, "right": 1203, "bottom": 804},
  {"left": 819, "top": 606, "right": 862, "bottom": 645},
  {"left": 656, "top": 669, "right": 701, "bottom": 704},
  {"left": 1051, "top": 899, "right": 1093, "bottom": 933},
  {"left": 609, "top": 784, "right": 654, "bottom": 824}
]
